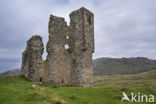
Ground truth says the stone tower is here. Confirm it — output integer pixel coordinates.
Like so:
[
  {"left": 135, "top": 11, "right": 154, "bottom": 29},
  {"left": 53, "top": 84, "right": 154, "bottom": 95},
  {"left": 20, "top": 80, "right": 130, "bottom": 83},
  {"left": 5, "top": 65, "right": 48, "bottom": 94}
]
[
  {"left": 46, "top": 15, "right": 72, "bottom": 85},
  {"left": 21, "top": 7, "right": 94, "bottom": 87},
  {"left": 69, "top": 7, "right": 94, "bottom": 86},
  {"left": 21, "top": 35, "right": 44, "bottom": 82}
]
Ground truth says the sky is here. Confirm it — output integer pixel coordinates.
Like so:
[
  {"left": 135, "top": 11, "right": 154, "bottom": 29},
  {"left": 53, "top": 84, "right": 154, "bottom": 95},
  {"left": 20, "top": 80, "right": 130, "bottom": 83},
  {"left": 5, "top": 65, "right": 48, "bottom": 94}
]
[{"left": 0, "top": 0, "right": 156, "bottom": 72}]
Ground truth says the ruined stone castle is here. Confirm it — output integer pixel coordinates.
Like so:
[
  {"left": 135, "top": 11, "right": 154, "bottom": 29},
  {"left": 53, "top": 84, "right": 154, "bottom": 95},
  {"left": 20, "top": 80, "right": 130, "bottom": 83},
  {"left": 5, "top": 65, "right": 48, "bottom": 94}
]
[{"left": 21, "top": 7, "right": 94, "bottom": 87}]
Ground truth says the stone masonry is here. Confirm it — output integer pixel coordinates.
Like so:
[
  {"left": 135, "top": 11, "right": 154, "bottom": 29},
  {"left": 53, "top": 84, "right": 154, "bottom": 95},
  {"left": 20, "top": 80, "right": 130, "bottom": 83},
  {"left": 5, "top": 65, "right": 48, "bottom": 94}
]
[
  {"left": 21, "top": 7, "right": 94, "bottom": 87},
  {"left": 46, "top": 15, "right": 72, "bottom": 85},
  {"left": 21, "top": 35, "right": 44, "bottom": 82}
]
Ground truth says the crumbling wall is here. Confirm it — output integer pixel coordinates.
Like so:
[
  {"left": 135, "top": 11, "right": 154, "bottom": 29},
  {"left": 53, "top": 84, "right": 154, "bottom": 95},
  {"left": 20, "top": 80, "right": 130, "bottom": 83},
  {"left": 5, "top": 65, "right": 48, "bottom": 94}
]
[
  {"left": 21, "top": 35, "right": 44, "bottom": 82},
  {"left": 46, "top": 15, "right": 72, "bottom": 85},
  {"left": 69, "top": 7, "right": 94, "bottom": 86},
  {"left": 21, "top": 7, "right": 94, "bottom": 87}
]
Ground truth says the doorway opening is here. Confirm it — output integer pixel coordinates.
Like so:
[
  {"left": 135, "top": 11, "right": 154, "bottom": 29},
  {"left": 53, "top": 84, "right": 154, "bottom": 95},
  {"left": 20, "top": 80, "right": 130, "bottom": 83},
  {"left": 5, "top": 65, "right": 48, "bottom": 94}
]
[
  {"left": 62, "top": 79, "right": 64, "bottom": 84},
  {"left": 40, "top": 77, "right": 42, "bottom": 82}
]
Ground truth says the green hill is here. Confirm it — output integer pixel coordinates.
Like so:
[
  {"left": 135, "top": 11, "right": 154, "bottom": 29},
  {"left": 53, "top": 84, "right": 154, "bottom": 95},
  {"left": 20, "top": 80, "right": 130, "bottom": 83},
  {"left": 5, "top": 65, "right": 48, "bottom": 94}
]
[
  {"left": 0, "top": 71, "right": 156, "bottom": 104},
  {"left": 93, "top": 57, "right": 156, "bottom": 75}
]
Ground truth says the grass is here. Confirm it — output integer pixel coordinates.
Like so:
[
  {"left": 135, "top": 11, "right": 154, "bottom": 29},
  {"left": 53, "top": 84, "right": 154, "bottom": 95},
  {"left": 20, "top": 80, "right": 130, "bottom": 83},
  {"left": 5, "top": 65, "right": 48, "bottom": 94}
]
[
  {"left": 0, "top": 76, "right": 56, "bottom": 104},
  {"left": 0, "top": 71, "right": 156, "bottom": 104},
  {"left": 94, "top": 70, "right": 156, "bottom": 88}
]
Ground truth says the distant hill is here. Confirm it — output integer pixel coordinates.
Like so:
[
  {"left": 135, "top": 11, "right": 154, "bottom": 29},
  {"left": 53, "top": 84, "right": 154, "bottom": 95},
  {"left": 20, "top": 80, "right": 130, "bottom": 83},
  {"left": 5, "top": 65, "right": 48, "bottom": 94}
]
[
  {"left": 0, "top": 68, "right": 21, "bottom": 77},
  {"left": 1, "top": 57, "right": 156, "bottom": 77},
  {"left": 93, "top": 57, "right": 156, "bottom": 76}
]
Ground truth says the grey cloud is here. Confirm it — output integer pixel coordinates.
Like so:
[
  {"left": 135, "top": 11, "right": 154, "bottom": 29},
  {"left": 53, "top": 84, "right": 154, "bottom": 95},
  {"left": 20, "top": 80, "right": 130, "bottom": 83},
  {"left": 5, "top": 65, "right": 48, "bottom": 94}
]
[
  {"left": 0, "top": 58, "right": 20, "bottom": 73},
  {"left": 93, "top": 0, "right": 156, "bottom": 59},
  {"left": 0, "top": 0, "right": 156, "bottom": 72}
]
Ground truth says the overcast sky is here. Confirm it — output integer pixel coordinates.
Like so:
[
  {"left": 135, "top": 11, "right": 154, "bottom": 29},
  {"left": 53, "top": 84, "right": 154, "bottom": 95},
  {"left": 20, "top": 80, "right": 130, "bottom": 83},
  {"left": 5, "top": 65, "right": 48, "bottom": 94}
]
[{"left": 0, "top": 0, "right": 156, "bottom": 72}]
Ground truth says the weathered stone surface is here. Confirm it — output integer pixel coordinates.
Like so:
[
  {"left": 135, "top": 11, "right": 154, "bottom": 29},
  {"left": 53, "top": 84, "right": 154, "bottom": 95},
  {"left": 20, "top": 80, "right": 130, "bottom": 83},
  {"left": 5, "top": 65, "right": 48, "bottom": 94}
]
[
  {"left": 21, "top": 7, "right": 94, "bottom": 87},
  {"left": 21, "top": 35, "right": 44, "bottom": 82},
  {"left": 69, "top": 7, "right": 94, "bottom": 86},
  {"left": 46, "top": 15, "right": 72, "bottom": 85}
]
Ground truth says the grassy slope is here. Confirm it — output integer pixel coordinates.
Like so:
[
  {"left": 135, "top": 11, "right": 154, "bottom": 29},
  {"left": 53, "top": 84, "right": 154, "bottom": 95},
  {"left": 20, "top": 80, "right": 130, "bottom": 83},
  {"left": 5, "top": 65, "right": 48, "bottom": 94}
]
[
  {"left": 0, "top": 71, "right": 156, "bottom": 104},
  {"left": 94, "top": 70, "right": 156, "bottom": 88}
]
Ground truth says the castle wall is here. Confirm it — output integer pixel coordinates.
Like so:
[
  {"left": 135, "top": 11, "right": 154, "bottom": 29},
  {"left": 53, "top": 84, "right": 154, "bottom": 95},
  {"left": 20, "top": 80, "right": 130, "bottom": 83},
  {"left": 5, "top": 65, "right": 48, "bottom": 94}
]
[
  {"left": 21, "top": 7, "right": 94, "bottom": 87},
  {"left": 69, "top": 7, "right": 94, "bottom": 86},
  {"left": 21, "top": 35, "right": 44, "bottom": 82},
  {"left": 46, "top": 15, "right": 72, "bottom": 85}
]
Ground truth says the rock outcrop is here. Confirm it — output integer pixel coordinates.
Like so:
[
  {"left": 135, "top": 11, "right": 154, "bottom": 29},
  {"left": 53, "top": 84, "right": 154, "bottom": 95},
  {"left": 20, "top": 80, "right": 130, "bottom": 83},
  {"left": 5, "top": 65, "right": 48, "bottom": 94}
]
[{"left": 21, "top": 7, "right": 94, "bottom": 87}]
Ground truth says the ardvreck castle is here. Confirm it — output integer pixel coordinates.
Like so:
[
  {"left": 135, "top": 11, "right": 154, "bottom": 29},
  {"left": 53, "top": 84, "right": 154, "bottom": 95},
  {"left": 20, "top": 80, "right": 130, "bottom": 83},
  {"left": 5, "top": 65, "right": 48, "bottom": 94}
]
[{"left": 21, "top": 7, "right": 94, "bottom": 87}]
